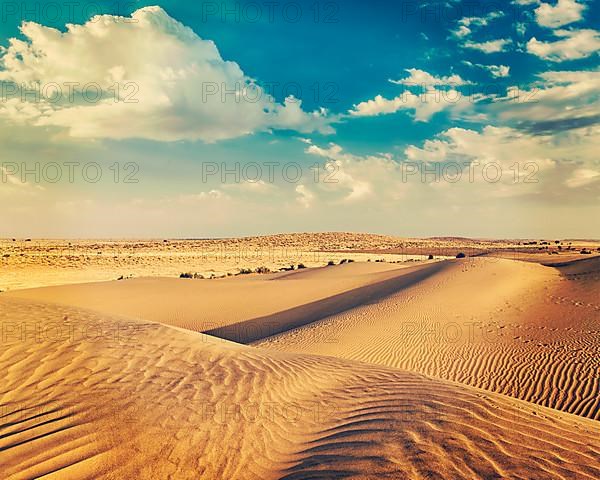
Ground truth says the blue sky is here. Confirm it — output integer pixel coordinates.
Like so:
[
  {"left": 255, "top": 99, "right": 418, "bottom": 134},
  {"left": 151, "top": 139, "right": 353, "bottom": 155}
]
[{"left": 1, "top": 0, "right": 599, "bottom": 237}]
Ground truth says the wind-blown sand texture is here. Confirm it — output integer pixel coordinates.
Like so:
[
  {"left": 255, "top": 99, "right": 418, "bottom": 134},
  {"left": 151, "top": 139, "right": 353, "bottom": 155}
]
[
  {"left": 1, "top": 297, "right": 599, "bottom": 479},
  {"left": 1, "top": 236, "right": 599, "bottom": 479}
]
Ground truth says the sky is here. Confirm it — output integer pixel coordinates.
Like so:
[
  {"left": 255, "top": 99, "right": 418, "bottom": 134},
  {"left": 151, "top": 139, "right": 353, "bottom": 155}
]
[{"left": 0, "top": 0, "right": 599, "bottom": 238}]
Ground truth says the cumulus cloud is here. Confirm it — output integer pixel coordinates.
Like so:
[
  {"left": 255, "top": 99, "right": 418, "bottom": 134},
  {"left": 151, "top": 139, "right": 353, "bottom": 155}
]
[
  {"left": 405, "top": 126, "right": 555, "bottom": 172},
  {"left": 535, "top": 0, "right": 586, "bottom": 28},
  {"left": 452, "top": 11, "right": 505, "bottom": 38},
  {"left": 565, "top": 168, "right": 600, "bottom": 188},
  {"left": 349, "top": 89, "right": 466, "bottom": 122},
  {"left": 389, "top": 68, "right": 472, "bottom": 86},
  {"left": 464, "top": 38, "right": 512, "bottom": 53},
  {"left": 295, "top": 184, "right": 314, "bottom": 208},
  {"left": 0, "top": 6, "right": 334, "bottom": 142},
  {"left": 481, "top": 65, "right": 511, "bottom": 78},
  {"left": 304, "top": 142, "right": 405, "bottom": 204},
  {"left": 527, "top": 29, "right": 600, "bottom": 61},
  {"left": 349, "top": 81, "right": 477, "bottom": 122},
  {"left": 486, "top": 69, "right": 600, "bottom": 133},
  {"left": 405, "top": 124, "right": 600, "bottom": 201}
]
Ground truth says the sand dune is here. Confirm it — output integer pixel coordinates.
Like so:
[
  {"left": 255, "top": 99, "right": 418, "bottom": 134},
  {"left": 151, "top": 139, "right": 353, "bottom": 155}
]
[
  {"left": 7, "top": 256, "right": 600, "bottom": 422},
  {"left": 1, "top": 296, "right": 599, "bottom": 479},
  {"left": 4, "top": 262, "right": 438, "bottom": 342},
  {"left": 258, "top": 257, "right": 600, "bottom": 420}
]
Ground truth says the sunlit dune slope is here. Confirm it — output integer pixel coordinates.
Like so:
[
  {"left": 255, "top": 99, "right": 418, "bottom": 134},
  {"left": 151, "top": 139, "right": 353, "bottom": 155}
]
[
  {"left": 1, "top": 297, "right": 599, "bottom": 480},
  {"left": 258, "top": 257, "right": 600, "bottom": 420}
]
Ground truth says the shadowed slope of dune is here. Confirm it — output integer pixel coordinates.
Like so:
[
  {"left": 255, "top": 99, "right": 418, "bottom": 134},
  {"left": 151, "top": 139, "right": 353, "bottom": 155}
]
[
  {"left": 4, "top": 262, "right": 427, "bottom": 337},
  {"left": 1, "top": 297, "right": 599, "bottom": 480}
]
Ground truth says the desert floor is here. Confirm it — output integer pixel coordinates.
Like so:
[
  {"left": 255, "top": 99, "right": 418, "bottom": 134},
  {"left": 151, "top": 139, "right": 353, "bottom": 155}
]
[{"left": 1, "top": 234, "right": 599, "bottom": 479}]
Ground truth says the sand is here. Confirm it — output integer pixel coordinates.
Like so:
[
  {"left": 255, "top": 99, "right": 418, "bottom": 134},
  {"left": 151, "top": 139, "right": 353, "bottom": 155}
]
[
  {"left": 2, "top": 234, "right": 597, "bottom": 290},
  {"left": 1, "top": 235, "right": 599, "bottom": 479},
  {"left": 1, "top": 297, "right": 599, "bottom": 479}
]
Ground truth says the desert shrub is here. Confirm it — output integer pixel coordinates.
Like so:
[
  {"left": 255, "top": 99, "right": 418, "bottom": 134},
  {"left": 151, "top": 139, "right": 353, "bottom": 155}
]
[
  {"left": 580, "top": 249, "right": 592, "bottom": 255},
  {"left": 327, "top": 260, "right": 336, "bottom": 266},
  {"left": 255, "top": 266, "right": 271, "bottom": 274},
  {"left": 456, "top": 252, "right": 466, "bottom": 259},
  {"left": 180, "top": 272, "right": 194, "bottom": 279},
  {"left": 297, "top": 263, "right": 306, "bottom": 269},
  {"left": 428, "top": 254, "right": 434, "bottom": 260},
  {"left": 238, "top": 268, "right": 253, "bottom": 275},
  {"left": 348, "top": 259, "right": 355, "bottom": 263},
  {"left": 340, "top": 259, "right": 348, "bottom": 264}
]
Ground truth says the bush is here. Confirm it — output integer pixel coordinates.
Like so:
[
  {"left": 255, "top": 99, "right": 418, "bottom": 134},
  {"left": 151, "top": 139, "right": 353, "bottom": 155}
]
[
  {"left": 580, "top": 249, "right": 592, "bottom": 255},
  {"left": 238, "top": 268, "right": 253, "bottom": 275},
  {"left": 180, "top": 272, "right": 194, "bottom": 279},
  {"left": 327, "top": 260, "right": 336, "bottom": 266},
  {"left": 456, "top": 252, "right": 466, "bottom": 259},
  {"left": 428, "top": 254, "right": 434, "bottom": 260},
  {"left": 297, "top": 263, "right": 306, "bottom": 269},
  {"left": 255, "top": 266, "right": 271, "bottom": 274}
]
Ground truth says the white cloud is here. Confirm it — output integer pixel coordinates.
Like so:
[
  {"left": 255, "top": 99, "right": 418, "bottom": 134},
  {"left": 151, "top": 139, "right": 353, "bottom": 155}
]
[
  {"left": 527, "top": 29, "right": 600, "bottom": 61},
  {"left": 565, "top": 168, "right": 600, "bottom": 188},
  {"left": 295, "top": 184, "right": 314, "bottom": 208},
  {"left": 452, "top": 11, "right": 505, "bottom": 38},
  {"left": 453, "top": 25, "right": 472, "bottom": 38},
  {"left": 464, "top": 38, "right": 511, "bottom": 53},
  {"left": 389, "top": 68, "right": 472, "bottom": 86},
  {"left": 176, "top": 190, "right": 226, "bottom": 204},
  {"left": 405, "top": 126, "right": 557, "bottom": 173},
  {"left": 349, "top": 89, "right": 464, "bottom": 122},
  {"left": 0, "top": 6, "right": 334, "bottom": 142},
  {"left": 488, "top": 69, "right": 600, "bottom": 129},
  {"left": 535, "top": 0, "right": 586, "bottom": 28},
  {"left": 405, "top": 124, "right": 600, "bottom": 202},
  {"left": 481, "top": 65, "right": 511, "bottom": 78},
  {"left": 305, "top": 143, "right": 401, "bottom": 203}
]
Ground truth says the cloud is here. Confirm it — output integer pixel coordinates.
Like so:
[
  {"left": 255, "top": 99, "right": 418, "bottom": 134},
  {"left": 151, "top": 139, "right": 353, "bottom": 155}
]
[
  {"left": 404, "top": 124, "right": 600, "bottom": 202},
  {"left": 464, "top": 38, "right": 511, "bottom": 53},
  {"left": 535, "top": 0, "right": 586, "bottom": 28},
  {"left": 389, "top": 68, "right": 472, "bottom": 86},
  {"left": 0, "top": 165, "right": 45, "bottom": 197},
  {"left": 565, "top": 168, "right": 600, "bottom": 188},
  {"left": 349, "top": 89, "right": 465, "bottom": 122},
  {"left": 404, "top": 126, "right": 556, "bottom": 173},
  {"left": 295, "top": 184, "right": 314, "bottom": 208},
  {"left": 452, "top": 11, "right": 505, "bottom": 38},
  {"left": 304, "top": 143, "right": 404, "bottom": 204},
  {"left": 527, "top": 29, "right": 600, "bottom": 61},
  {"left": 481, "top": 65, "right": 511, "bottom": 78},
  {"left": 489, "top": 69, "right": 600, "bottom": 132},
  {"left": 0, "top": 6, "right": 334, "bottom": 142}
]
